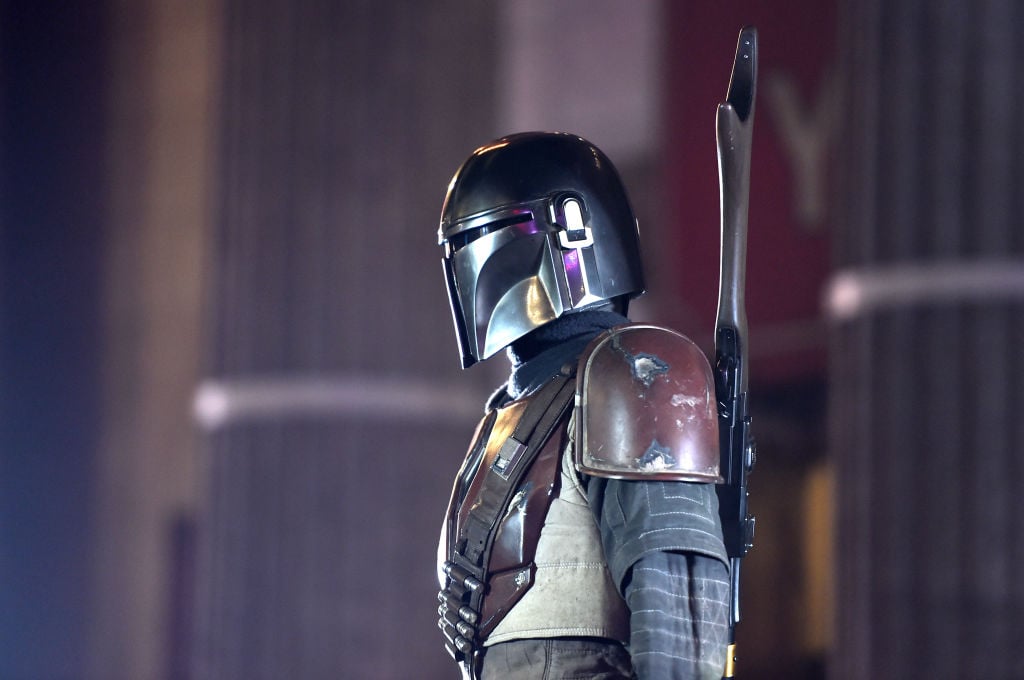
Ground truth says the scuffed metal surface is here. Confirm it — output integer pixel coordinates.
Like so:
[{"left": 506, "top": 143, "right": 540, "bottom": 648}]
[
  {"left": 636, "top": 440, "right": 678, "bottom": 471},
  {"left": 670, "top": 392, "right": 701, "bottom": 408},
  {"left": 575, "top": 324, "right": 722, "bottom": 483},
  {"left": 611, "top": 335, "right": 669, "bottom": 388},
  {"left": 631, "top": 354, "right": 670, "bottom": 387},
  {"left": 504, "top": 482, "right": 533, "bottom": 520}
]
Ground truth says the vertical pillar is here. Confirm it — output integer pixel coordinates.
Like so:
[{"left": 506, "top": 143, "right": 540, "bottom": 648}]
[
  {"left": 830, "top": 1, "right": 1024, "bottom": 677},
  {"left": 90, "top": 2, "right": 219, "bottom": 678},
  {"left": 192, "top": 2, "right": 500, "bottom": 678}
]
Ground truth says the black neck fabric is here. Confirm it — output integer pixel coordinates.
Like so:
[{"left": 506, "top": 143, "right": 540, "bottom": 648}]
[{"left": 505, "top": 310, "right": 628, "bottom": 400}]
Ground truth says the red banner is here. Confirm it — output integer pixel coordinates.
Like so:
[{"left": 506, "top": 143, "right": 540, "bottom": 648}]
[{"left": 663, "top": 1, "right": 838, "bottom": 383}]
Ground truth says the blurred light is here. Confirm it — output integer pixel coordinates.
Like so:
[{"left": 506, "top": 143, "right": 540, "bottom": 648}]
[
  {"left": 193, "top": 375, "right": 482, "bottom": 430},
  {"left": 825, "top": 259, "right": 1024, "bottom": 321}
]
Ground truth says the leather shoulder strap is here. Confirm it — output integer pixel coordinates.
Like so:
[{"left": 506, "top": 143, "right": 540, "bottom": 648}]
[{"left": 459, "top": 372, "right": 575, "bottom": 566}]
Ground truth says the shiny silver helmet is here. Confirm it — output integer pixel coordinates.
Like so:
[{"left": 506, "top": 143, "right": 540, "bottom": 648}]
[{"left": 438, "top": 132, "right": 645, "bottom": 368}]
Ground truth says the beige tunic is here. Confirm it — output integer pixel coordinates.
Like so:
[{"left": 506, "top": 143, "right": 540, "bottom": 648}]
[{"left": 485, "top": 420, "right": 629, "bottom": 645}]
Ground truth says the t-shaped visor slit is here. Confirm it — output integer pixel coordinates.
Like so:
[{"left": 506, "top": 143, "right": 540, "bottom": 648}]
[{"left": 446, "top": 212, "right": 536, "bottom": 253}]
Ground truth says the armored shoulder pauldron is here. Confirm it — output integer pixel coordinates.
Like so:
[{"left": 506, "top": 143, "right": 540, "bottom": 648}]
[{"left": 574, "top": 324, "right": 722, "bottom": 482}]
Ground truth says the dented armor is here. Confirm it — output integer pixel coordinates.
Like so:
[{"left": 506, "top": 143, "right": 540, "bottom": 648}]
[{"left": 574, "top": 325, "right": 722, "bottom": 482}]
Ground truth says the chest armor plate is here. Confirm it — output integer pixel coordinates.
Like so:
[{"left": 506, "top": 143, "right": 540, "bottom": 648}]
[{"left": 442, "top": 394, "right": 568, "bottom": 640}]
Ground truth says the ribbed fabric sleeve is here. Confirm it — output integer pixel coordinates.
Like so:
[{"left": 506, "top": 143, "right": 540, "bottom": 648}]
[
  {"left": 587, "top": 477, "right": 730, "bottom": 679},
  {"left": 586, "top": 478, "right": 728, "bottom": 588},
  {"left": 625, "top": 551, "right": 730, "bottom": 679}
]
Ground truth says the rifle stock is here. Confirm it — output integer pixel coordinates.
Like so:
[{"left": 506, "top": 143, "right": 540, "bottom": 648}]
[{"left": 714, "top": 26, "right": 757, "bottom": 679}]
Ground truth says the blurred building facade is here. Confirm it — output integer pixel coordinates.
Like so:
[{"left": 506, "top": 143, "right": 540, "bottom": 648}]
[{"left": 829, "top": 1, "right": 1024, "bottom": 678}]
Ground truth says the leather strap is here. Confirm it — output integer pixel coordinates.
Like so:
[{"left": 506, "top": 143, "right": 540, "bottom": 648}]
[
  {"left": 440, "top": 369, "right": 577, "bottom": 678},
  {"left": 461, "top": 373, "right": 575, "bottom": 566}
]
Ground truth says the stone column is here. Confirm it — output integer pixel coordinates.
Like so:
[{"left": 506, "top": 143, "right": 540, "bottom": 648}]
[{"left": 829, "top": 1, "right": 1024, "bottom": 677}]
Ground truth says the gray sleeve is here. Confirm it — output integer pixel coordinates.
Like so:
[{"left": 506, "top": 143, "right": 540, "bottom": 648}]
[
  {"left": 625, "top": 551, "right": 730, "bottom": 679},
  {"left": 585, "top": 477, "right": 728, "bottom": 590},
  {"left": 586, "top": 477, "right": 731, "bottom": 679}
]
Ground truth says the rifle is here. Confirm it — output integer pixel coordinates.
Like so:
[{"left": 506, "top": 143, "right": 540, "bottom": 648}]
[{"left": 714, "top": 26, "right": 758, "bottom": 680}]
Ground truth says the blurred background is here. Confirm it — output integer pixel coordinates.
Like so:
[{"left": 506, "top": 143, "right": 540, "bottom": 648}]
[{"left": 2, "top": 1, "right": 1022, "bottom": 678}]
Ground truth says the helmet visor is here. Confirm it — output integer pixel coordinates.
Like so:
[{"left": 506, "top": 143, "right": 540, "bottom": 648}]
[{"left": 443, "top": 208, "right": 564, "bottom": 363}]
